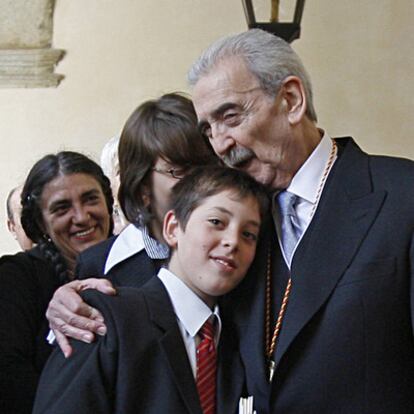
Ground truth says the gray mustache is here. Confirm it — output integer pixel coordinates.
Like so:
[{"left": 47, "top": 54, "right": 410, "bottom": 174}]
[{"left": 222, "top": 147, "right": 254, "bottom": 167}]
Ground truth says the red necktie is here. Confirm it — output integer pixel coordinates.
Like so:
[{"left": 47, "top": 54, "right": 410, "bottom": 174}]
[{"left": 196, "top": 319, "right": 217, "bottom": 414}]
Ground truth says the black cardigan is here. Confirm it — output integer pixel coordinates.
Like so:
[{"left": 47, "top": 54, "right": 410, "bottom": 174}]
[{"left": 0, "top": 246, "right": 61, "bottom": 414}]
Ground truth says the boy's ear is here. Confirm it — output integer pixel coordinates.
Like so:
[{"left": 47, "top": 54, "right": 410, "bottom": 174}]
[{"left": 163, "top": 210, "right": 180, "bottom": 248}]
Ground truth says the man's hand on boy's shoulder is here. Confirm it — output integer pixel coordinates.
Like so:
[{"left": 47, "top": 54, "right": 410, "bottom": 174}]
[{"left": 46, "top": 278, "right": 116, "bottom": 358}]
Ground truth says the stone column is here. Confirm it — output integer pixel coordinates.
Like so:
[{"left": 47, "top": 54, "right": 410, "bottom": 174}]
[{"left": 0, "top": 0, "right": 64, "bottom": 88}]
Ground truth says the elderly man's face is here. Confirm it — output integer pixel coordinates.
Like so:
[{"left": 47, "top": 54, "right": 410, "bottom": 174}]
[{"left": 193, "top": 57, "right": 293, "bottom": 190}]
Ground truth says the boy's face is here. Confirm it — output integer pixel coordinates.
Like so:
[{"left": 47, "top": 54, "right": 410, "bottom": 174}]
[{"left": 164, "top": 190, "right": 261, "bottom": 308}]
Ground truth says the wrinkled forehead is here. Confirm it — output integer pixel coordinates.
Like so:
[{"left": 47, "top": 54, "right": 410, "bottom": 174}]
[{"left": 192, "top": 56, "right": 261, "bottom": 120}]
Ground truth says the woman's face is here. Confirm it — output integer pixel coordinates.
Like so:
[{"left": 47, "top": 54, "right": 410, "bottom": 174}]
[{"left": 40, "top": 173, "right": 111, "bottom": 264}]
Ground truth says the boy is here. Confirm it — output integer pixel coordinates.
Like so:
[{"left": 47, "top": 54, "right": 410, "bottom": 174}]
[{"left": 33, "top": 166, "right": 268, "bottom": 414}]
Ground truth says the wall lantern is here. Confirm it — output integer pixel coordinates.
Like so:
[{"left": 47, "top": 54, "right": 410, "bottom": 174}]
[{"left": 242, "top": 0, "right": 306, "bottom": 43}]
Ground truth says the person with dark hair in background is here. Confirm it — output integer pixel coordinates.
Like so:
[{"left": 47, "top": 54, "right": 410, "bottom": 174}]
[
  {"left": 0, "top": 151, "right": 113, "bottom": 414},
  {"left": 6, "top": 185, "right": 34, "bottom": 251},
  {"left": 46, "top": 93, "right": 218, "bottom": 357}
]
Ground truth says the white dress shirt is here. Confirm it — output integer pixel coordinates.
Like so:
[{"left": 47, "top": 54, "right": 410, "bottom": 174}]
[
  {"left": 104, "top": 224, "right": 146, "bottom": 274},
  {"left": 273, "top": 132, "right": 337, "bottom": 267},
  {"left": 104, "top": 223, "right": 169, "bottom": 274},
  {"left": 158, "top": 268, "right": 222, "bottom": 378}
]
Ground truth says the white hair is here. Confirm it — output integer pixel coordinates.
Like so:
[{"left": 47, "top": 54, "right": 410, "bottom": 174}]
[
  {"left": 100, "top": 135, "right": 120, "bottom": 178},
  {"left": 188, "top": 29, "right": 317, "bottom": 122}
]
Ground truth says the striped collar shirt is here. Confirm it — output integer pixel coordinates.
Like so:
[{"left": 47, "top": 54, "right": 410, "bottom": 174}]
[{"left": 104, "top": 223, "right": 169, "bottom": 274}]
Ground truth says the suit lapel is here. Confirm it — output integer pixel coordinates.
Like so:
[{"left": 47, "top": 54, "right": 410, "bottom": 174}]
[
  {"left": 216, "top": 319, "right": 246, "bottom": 414},
  {"left": 143, "top": 278, "right": 203, "bottom": 414},
  {"left": 233, "top": 222, "right": 272, "bottom": 398},
  {"left": 274, "top": 138, "right": 387, "bottom": 366}
]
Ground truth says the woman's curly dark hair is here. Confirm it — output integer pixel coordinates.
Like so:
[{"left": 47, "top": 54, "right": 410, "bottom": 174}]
[{"left": 21, "top": 151, "right": 114, "bottom": 283}]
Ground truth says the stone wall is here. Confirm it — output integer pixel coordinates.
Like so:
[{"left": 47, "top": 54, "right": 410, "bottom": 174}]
[{"left": 0, "top": 0, "right": 64, "bottom": 87}]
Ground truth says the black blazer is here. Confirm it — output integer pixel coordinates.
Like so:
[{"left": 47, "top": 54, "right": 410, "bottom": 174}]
[
  {"left": 33, "top": 277, "right": 245, "bottom": 414},
  {"left": 76, "top": 235, "right": 159, "bottom": 288},
  {"left": 227, "top": 138, "right": 414, "bottom": 413}
]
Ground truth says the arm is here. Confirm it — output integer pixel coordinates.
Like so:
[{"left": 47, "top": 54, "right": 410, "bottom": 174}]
[
  {"left": 34, "top": 291, "right": 118, "bottom": 414},
  {"left": 46, "top": 278, "right": 116, "bottom": 357}
]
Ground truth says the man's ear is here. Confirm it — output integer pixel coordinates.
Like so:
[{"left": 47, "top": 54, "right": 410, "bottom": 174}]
[
  {"left": 280, "top": 76, "right": 307, "bottom": 125},
  {"left": 163, "top": 210, "right": 180, "bottom": 248}
]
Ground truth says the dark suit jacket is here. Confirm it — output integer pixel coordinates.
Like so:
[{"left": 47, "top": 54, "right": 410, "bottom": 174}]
[
  {"left": 33, "top": 277, "right": 245, "bottom": 414},
  {"left": 76, "top": 235, "right": 159, "bottom": 288},
  {"left": 226, "top": 137, "right": 414, "bottom": 413}
]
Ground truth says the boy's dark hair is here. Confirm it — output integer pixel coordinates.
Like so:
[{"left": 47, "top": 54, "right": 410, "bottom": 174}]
[
  {"left": 118, "top": 92, "right": 217, "bottom": 225},
  {"left": 169, "top": 165, "right": 269, "bottom": 230},
  {"left": 21, "top": 151, "right": 114, "bottom": 283}
]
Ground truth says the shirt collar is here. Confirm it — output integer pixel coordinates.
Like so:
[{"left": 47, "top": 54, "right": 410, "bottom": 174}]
[
  {"left": 157, "top": 268, "right": 222, "bottom": 339},
  {"left": 141, "top": 225, "right": 170, "bottom": 260},
  {"left": 104, "top": 223, "right": 170, "bottom": 274},
  {"left": 287, "top": 131, "right": 334, "bottom": 204},
  {"left": 104, "top": 224, "right": 145, "bottom": 274}
]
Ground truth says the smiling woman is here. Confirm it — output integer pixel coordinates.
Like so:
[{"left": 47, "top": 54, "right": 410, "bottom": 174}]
[
  {"left": 0, "top": 151, "right": 113, "bottom": 414},
  {"left": 39, "top": 173, "right": 111, "bottom": 273}
]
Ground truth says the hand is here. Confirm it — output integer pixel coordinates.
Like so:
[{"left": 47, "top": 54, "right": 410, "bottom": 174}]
[{"left": 46, "top": 278, "right": 116, "bottom": 358}]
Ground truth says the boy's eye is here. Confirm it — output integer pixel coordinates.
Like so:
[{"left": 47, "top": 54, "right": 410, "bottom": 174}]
[
  {"left": 208, "top": 218, "right": 223, "bottom": 226},
  {"left": 242, "top": 230, "right": 258, "bottom": 242},
  {"left": 169, "top": 168, "right": 187, "bottom": 179}
]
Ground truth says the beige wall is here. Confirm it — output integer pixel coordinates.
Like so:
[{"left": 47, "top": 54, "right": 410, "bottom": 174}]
[{"left": 0, "top": 0, "right": 413, "bottom": 253}]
